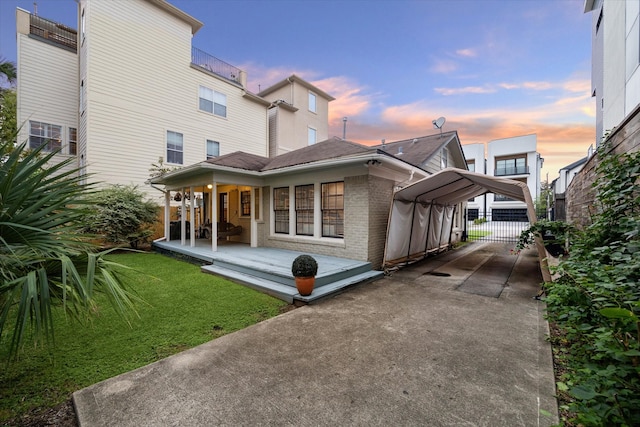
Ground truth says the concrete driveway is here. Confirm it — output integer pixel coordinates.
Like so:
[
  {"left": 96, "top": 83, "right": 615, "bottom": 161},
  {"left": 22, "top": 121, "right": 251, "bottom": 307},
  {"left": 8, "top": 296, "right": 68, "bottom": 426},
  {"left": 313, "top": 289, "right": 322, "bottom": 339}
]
[{"left": 73, "top": 241, "right": 558, "bottom": 426}]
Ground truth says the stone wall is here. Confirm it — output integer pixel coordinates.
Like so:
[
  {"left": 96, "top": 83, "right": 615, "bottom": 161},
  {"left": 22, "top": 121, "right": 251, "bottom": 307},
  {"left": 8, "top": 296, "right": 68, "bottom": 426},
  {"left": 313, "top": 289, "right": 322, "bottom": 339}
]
[{"left": 566, "top": 104, "right": 640, "bottom": 228}]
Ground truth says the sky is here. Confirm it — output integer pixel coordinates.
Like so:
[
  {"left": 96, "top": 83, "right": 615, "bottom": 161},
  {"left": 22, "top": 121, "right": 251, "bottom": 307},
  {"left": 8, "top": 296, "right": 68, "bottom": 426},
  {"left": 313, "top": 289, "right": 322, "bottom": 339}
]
[{"left": 0, "top": 0, "right": 596, "bottom": 180}]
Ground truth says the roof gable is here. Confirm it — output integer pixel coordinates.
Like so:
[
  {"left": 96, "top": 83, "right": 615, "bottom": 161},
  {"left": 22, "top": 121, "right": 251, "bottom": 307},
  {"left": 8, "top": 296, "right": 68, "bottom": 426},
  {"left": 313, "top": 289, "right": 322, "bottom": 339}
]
[{"left": 372, "top": 131, "right": 465, "bottom": 169}]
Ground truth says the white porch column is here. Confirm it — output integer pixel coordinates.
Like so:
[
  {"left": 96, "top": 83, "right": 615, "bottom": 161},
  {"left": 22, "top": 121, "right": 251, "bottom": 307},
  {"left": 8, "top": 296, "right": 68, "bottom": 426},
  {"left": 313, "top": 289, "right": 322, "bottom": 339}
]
[
  {"left": 189, "top": 186, "right": 195, "bottom": 247},
  {"left": 164, "top": 190, "right": 171, "bottom": 241},
  {"left": 250, "top": 187, "right": 257, "bottom": 248},
  {"left": 180, "top": 187, "right": 186, "bottom": 246},
  {"left": 211, "top": 180, "right": 218, "bottom": 252}
]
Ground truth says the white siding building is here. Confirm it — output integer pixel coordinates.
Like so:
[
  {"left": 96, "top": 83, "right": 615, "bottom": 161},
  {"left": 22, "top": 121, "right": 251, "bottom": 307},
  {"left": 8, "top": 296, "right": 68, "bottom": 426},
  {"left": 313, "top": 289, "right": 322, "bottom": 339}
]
[
  {"left": 463, "top": 135, "right": 543, "bottom": 220},
  {"left": 16, "top": 0, "right": 329, "bottom": 203},
  {"left": 584, "top": 0, "right": 640, "bottom": 145}
]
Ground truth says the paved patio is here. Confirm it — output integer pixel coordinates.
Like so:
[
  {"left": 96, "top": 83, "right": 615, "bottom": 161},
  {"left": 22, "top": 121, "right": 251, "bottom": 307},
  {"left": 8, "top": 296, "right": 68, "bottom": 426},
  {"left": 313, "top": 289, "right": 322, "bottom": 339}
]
[{"left": 74, "top": 241, "right": 558, "bottom": 426}]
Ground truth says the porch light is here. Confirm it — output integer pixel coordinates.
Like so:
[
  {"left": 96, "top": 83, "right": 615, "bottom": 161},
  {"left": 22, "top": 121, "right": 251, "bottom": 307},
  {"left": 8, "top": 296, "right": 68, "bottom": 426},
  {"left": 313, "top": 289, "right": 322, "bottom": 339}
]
[{"left": 207, "top": 184, "right": 213, "bottom": 189}]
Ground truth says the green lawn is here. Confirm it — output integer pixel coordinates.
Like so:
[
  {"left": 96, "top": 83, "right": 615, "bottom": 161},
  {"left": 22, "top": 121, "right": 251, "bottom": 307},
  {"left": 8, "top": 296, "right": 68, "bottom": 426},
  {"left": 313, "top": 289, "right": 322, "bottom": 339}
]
[
  {"left": 0, "top": 252, "right": 289, "bottom": 422},
  {"left": 466, "top": 230, "right": 492, "bottom": 241}
]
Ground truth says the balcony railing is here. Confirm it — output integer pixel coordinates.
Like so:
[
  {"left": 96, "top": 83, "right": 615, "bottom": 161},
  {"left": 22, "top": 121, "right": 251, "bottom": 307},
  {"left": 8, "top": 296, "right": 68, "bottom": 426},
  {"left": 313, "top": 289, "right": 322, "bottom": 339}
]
[
  {"left": 494, "top": 194, "right": 516, "bottom": 202},
  {"left": 494, "top": 165, "right": 529, "bottom": 176},
  {"left": 191, "top": 47, "right": 242, "bottom": 85},
  {"left": 30, "top": 14, "right": 77, "bottom": 51}
]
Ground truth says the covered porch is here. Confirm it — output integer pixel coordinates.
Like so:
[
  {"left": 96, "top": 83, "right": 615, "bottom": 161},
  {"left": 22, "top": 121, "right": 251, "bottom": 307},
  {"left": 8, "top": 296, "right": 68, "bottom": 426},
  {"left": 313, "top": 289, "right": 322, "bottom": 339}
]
[{"left": 153, "top": 240, "right": 383, "bottom": 304}]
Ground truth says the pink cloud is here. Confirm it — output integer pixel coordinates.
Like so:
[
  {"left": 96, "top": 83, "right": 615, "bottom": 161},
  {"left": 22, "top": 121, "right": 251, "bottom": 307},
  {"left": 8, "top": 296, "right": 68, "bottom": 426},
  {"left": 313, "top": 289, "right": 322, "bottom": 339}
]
[
  {"left": 434, "top": 86, "right": 496, "bottom": 96},
  {"left": 430, "top": 59, "right": 458, "bottom": 74},
  {"left": 456, "top": 48, "right": 477, "bottom": 58}
]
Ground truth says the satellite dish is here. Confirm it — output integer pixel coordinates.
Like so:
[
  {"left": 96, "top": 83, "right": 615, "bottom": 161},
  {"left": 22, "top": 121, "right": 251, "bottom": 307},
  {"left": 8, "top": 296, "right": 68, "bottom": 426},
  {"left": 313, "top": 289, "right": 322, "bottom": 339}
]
[
  {"left": 432, "top": 117, "right": 446, "bottom": 129},
  {"left": 432, "top": 116, "right": 446, "bottom": 137}
]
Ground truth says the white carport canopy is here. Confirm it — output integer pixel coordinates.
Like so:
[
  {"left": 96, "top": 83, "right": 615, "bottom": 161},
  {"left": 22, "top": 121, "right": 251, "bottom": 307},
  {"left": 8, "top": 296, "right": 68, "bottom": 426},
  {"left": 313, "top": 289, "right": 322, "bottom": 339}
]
[{"left": 383, "top": 168, "right": 550, "bottom": 282}]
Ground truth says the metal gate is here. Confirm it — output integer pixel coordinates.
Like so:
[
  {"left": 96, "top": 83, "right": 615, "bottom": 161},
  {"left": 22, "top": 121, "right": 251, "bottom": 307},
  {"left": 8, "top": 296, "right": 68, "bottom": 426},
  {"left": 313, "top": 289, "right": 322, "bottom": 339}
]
[{"left": 465, "top": 209, "right": 531, "bottom": 243}]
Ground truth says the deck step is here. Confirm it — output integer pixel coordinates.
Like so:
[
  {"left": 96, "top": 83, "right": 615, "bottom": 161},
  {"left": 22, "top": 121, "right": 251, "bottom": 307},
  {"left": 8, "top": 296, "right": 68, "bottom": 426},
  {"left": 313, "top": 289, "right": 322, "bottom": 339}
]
[
  {"left": 201, "top": 265, "right": 384, "bottom": 304},
  {"left": 211, "top": 257, "right": 374, "bottom": 288},
  {"left": 202, "top": 265, "right": 297, "bottom": 303}
]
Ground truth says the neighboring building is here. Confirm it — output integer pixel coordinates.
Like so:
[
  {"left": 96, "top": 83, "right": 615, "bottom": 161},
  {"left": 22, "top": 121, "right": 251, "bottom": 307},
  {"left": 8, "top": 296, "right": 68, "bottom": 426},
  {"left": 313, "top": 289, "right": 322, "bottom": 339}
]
[
  {"left": 258, "top": 75, "right": 335, "bottom": 155},
  {"left": 463, "top": 134, "right": 543, "bottom": 221},
  {"left": 460, "top": 143, "right": 485, "bottom": 220},
  {"left": 568, "top": 0, "right": 640, "bottom": 226},
  {"left": 150, "top": 131, "right": 469, "bottom": 269},
  {"left": 584, "top": 0, "right": 640, "bottom": 146},
  {"left": 550, "top": 156, "right": 587, "bottom": 221},
  {"left": 15, "top": 1, "right": 328, "bottom": 202}
]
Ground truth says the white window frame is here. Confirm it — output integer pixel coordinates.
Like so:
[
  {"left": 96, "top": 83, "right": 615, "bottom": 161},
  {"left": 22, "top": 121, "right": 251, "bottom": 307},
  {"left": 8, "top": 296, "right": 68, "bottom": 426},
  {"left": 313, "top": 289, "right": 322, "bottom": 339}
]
[
  {"left": 29, "top": 120, "right": 62, "bottom": 152},
  {"left": 69, "top": 127, "right": 77, "bottom": 155},
  {"left": 239, "top": 189, "right": 251, "bottom": 218},
  {"left": 308, "top": 127, "right": 317, "bottom": 145},
  {"left": 199, "top": 86, "right": 227, "bottom": 118},
  {"left": 308, "top": 91, "right": 317, "bottom": 113},
  {"left": 441, "top": 147, "right": 448, "bottom": 169},
  {"left": 206, "top": 139, "right": 220, "bottom": 159},
  {"left": 166, "top": 130, "right": 184, "bottom": 165}
]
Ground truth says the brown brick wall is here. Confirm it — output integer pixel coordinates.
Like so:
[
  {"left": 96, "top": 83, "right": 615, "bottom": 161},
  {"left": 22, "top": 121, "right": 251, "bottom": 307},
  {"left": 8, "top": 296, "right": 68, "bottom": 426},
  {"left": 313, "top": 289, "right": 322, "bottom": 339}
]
[{"left": 567, "top": 106, "right": 640, "bottom": 228}]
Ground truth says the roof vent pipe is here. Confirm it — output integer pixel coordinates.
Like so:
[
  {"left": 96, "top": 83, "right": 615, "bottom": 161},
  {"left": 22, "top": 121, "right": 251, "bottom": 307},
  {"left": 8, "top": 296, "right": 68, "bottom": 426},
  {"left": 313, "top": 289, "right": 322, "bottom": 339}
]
[
  {"left": 398, "top": 146, "right": 403, "bottom": 155},
  {"left": 381, "top": 139, "right": 386, "bottom": 150}
]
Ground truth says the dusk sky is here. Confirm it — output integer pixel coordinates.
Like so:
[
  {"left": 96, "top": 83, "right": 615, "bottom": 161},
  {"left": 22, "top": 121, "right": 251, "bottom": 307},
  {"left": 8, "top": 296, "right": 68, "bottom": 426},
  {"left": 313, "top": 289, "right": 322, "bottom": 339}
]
[{"left": 0, "top": 0, "right": 595, "bottom": 180}]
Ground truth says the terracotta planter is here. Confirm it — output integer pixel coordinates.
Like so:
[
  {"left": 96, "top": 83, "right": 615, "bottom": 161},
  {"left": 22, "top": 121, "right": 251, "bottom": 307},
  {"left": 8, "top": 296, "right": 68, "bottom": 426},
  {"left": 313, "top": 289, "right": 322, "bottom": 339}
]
[{"left": 295, "top": 276, "right": 315, "bottom": 296}]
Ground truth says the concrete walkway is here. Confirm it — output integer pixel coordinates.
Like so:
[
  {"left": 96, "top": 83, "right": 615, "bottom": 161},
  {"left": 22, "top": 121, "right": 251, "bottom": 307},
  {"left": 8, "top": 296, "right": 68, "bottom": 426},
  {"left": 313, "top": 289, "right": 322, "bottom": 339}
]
[{"left": 73, "top": 242, "right": 558, "bottom": 426}]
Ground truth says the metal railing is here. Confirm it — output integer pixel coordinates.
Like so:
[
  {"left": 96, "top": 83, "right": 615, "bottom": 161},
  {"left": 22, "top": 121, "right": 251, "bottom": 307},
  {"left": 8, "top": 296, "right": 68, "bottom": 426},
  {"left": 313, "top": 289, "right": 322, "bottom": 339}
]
[
  {"left": 494, "top": 165, "right": 529, "bottom": 176},
  {"left": 30, "top": 14, "right": 77, "bottom": 51},
  {"left": 191, "top": 47, "right": 242, "bottom": 85}
]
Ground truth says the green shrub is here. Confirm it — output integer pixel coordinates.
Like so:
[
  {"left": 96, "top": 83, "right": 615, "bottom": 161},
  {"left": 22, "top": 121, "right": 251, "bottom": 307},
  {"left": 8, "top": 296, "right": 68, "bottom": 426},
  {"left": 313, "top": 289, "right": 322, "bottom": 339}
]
[
  {"left": 548, "top": 141, "right": 640, "bottom": 425},
  {"left": 83, "top": 185, "right": 158, "bottom": 249},
  {"left": 472, "top": 217, "right": 487, "bottom": 225},
  {"left": 0, "top": 133, "right": 136, "bottom": 360}
]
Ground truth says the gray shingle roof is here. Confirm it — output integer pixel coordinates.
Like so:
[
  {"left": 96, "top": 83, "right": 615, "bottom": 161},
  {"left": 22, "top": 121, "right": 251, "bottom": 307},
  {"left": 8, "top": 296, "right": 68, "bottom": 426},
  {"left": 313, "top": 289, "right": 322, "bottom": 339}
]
[
  {"left": 204, "top": 151, "right": 271, "bottom": 171},
  {"left": 262, "top": 138, "right": 375, "bottom": 171},
  {"left": 372, "top": 131, "right": 457, "bottom": 168}
]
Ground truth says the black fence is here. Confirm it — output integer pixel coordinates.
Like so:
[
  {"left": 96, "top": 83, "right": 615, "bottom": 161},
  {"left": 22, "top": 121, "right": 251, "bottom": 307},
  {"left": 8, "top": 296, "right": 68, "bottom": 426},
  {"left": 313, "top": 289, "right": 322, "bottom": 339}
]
[{"left": 465, "top": 209, "right": 531, "bottom": 242}]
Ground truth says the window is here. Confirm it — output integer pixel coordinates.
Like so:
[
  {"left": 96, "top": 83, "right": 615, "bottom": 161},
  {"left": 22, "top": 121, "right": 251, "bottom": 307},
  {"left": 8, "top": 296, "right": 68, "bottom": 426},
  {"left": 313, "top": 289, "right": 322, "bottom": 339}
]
[
  {"left": 240, "top": 190, "right": 251, "bottom": 217},
  {"left": 322, "top": 181, "right": 344, "bottom": 238},
  {"left": 308, "top": 127, "right": 317, "bottom": 145},
  {"left": 295, "top": 185, "right": 314, "bottom": 236},
  {"left": 199, "top": 86, "right": 227, "bottom": 117},
  {"left": 69, "top": 127, "right": 77, "bottom": 155},
  {"left": 308, "top": 92, "right": 317, "bottom": 113},
  {"left": 441, "top": 147, "right": 448, "bottom": 168},
  {"left": 206, "top": 139, "right": 219, "bottom": 159},
  {"left": 467, "top": 159, "right": 475, "bottom": 172},
  {"left": 166, "top": 131, "right": 183, "bottom": 164},
  {"left": 495, "top": 155, "right": 527, "bottom": 176},
  {"left": 274, "top": 187, "right": 289, "bottom": 234},
  {"left": 29, "top": 121, "right": 62, "bottom": 152}
]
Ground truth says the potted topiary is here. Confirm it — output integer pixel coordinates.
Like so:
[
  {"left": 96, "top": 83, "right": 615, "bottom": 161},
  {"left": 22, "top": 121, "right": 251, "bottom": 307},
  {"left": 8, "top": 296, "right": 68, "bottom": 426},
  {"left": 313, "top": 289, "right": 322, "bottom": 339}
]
[{"left": 291, "top": 254, "right": 318, "bottom": 296}]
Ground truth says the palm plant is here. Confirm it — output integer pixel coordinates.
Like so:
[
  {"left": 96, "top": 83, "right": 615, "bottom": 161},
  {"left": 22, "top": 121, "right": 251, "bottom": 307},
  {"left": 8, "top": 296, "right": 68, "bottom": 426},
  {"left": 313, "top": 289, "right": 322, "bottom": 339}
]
[
  {"left": 0, "top": 58, "right": 17, "bottom": 87},
  {"left": 0, "top": 132, "right": 137, "bottom": 360}
]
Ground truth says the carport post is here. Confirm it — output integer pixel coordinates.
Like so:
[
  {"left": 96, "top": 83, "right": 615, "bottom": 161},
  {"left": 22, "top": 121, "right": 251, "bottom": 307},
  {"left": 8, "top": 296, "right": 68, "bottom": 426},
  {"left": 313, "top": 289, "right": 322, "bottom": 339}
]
[{"left": 423, "top": 201, "right": 434, "bottom": 255}]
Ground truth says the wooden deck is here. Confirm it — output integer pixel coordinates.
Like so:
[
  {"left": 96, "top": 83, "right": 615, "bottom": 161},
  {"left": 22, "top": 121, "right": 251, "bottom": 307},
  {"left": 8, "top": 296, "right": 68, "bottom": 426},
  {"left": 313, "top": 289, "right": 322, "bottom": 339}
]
[{"left": 152, "top": 239, "right": 383, "bottom": 303}]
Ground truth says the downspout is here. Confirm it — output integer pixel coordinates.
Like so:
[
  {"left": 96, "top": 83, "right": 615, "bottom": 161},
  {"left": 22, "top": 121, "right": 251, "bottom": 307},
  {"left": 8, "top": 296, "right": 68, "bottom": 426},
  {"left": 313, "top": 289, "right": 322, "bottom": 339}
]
[{"left": 396, "top": 170, "right": 415, "bottom": 188}]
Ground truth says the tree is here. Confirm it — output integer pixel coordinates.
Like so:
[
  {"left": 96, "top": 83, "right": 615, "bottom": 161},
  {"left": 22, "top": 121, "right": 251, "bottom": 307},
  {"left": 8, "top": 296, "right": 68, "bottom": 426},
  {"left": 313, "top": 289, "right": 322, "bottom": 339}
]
[
  {"left": 0, "top": 89, "right": 17, "bottom": 146},
  {"left": 0, "top": 58, "right": 17, "bottom": 87},
  {"left": 83, "top": 185, "right": 159, "bottom": 249},
  {"left": 0, "top": 131, "right": 137, "bottom": 360}
]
